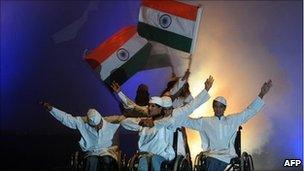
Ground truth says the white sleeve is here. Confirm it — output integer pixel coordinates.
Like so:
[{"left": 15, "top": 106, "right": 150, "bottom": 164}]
[
  {"left": 104, "top": 115, "right": 126, "bottom": 124},
  {"left": 184, "top": 95, "right": 194, "bottom": 104},
  {"left": 154, "top": 115, "right": 204, "bottom": 131},
  {"left": 173, "top": 89, "right": 210, "bottom": 119},
  {"left": 227, "top": 97, "right": 265, "bottom": 125},
  {"left": 120, "top": 118, "right": 142, "bottom": 131},
  {"left": 154, "top": 90, "right": 209, "bottom": 131},
  {"left": 49, "top": 107, "right": 80, "bottom": 129},
  {"left": 117, "top": 91, "right": 136, "bottom": 109},
  {"left": 177, "top": 117, "right": 203, "bottom": 131},
  {"left": 153, "top": 116, "right": 176, "bottom": 130},
  {"left": 169, "top": 78, "right": 186, "bottom": 95}
]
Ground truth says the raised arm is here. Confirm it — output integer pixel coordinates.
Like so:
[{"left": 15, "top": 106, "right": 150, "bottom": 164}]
[
  {"left": 40, "top": 101, "right": 80, "bottom": 129},
  {"left": 227, "top": 79, "right": 272, "bottom": 125},
  {"left": 111, "top": 81, "right": 137, "bottom": 109},
  {"left": 111, "top": 81, "right": 149, "bottom": 116},
  {"left": 120, "top": 118, "right": 142, "bottom": 131},
  {"left": 104, "top": 115, "right": 126, "bottom": 124},
  {"left": 154, "top": 76, "right": 214, "bottom": 130},
  {"left": 173, "top": 75, "right": 214, "bottom": 118},
  {"left": 169, "top": 69, "right": 190, "bottom": 96}
]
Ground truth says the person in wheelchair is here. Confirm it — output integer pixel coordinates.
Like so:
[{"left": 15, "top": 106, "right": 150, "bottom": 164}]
[
  {"left": 158, "top": 80, "right": 272, "bottom": 171},
  {"left": 121, "top": 96, "right": 175, "bottom": 171},
  {"left": 119, "top": 75, "right": 214, "bottom": 171},
  {"left": 40, "top": 101, "right": 125, "bottom": 171},
  {"left": 164, "top": 70, "right": 194, "bottom": 166},
  {"left": 110, "top": 70, "right": 191, "bottom": 118},
  {"left": 160, "top": 97, "right": 192, "bottom": 171}
]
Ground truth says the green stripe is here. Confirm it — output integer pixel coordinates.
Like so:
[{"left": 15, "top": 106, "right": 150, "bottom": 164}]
[
  {"left": 103, "top": 43, "right": 152, "bottom": 85},
  {"left": 138, "top": 22, "right": 192, "bottom": 53}
]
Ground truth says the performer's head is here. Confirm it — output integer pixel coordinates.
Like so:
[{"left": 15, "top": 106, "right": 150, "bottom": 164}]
[
  {"left": 213, "top": 96, "right": 227, "bottom": 117},
  {"left": 161, "top": 77, "right": 179, "bottom": 96},
  {"left": 87, "top": 109, "right": 102, "bottom": 128},
  {"left": 180, "top": 82, "right": 190, "bottom": 98},
  {"left": 135, "top": 84, "right": 150, "bottom": 106},
  {"left": 148, "top": 97, "right": 163, "bottom": 116},
  {"left": 161, "top": 96, "right": 173, "bottom": 117}
]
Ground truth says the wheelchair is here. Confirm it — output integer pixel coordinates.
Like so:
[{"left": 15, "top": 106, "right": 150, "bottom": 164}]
[
  {"left": 70, "top": 150, "right": 125, "bottom": 171},
  {"left": 194, "top": 126, "right": 254, "bottom": 171},
  {"left": 127, "top": 151, "right": 154, "bottom": 171},
  {"left": 161, "top": 154, "right": 192, "bottom": 171},
  {"left": 127, "top": 128, "right": 192, "bottom": 171}
]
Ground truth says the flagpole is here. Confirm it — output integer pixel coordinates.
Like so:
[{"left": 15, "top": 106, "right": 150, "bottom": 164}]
[
  {"left": 190, "top": 6, "right": 203, "bottom": 54},
  {"left": 188, "top": 54, "right": 192, "bottom": 70},
  {"left": 165, "top": 46, "right": 177, "bottom": 76},
  {"left": 188, "top": 5, "right": 203, "bottom": 71}
]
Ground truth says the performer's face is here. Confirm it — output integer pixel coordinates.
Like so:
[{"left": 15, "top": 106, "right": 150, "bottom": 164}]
[
  {"left": 148, "top": 103, "right": 162, "bottom": 116},
  {"left": 162, "top": 107, "right": 173, "bottom": 117},
  {"left": 87, "top": 117, "right": 103, "bottom": 130},
  {"left": 213, "top": 101, "right": 226, "bottom": 116}
]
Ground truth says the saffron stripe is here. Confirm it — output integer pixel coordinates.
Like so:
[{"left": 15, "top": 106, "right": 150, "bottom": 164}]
[
  {"left": 85, "top": 26, "right": 137, "bottom": 68},
  {"left": 142, "top": 0, "right": 198, "bottom": 21}
]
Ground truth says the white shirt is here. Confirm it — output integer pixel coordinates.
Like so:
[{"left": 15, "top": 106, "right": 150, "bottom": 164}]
[
  {"left": 117, "top": 91, "right": 149, "bottom": 116},
  {"left": 49, "top": 108, "right": 121, "bottom": 160},
  {"left": 171, "top": 95, "right": 194, "bottom": 156},
  {"left": 170, "top": 78, "right": 194, "bottom": 156},
  {"left": 172, "top": 97, "right": 265, "bottom": 163},
  {"left": 122, "top": 89, "right": 211, "bottom": 160},
  {"left": 121, "top": 118, "right": 176, "bottom": 160}
]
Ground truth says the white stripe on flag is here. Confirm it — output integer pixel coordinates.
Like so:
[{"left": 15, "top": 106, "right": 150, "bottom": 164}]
[
  {"left": 99, "top": 33, "right": 148, "bottom": 80},
  {"left": 190, "top": 7, "right": 203, "bottom": 54},
  {"left": 139, "top": 6, "right": 195, "bottom": 39}
]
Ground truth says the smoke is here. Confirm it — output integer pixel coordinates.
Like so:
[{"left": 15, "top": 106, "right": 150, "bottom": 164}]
[{"left": 171, "top": 1, "right": 298, "bottom": 167}]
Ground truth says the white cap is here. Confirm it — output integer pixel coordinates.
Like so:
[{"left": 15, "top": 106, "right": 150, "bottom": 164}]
[
  {"left": 87, "top": 109, "right": 102, "bottom": 126},
  {"left": 161, "top": 96, "right": 173, "bottom": 108},
  {"left": 149, "top": 96, "right": 163, "bottom": 106},
  {"left": 214, "top": 96, "right": 227, "bottom": 106}
]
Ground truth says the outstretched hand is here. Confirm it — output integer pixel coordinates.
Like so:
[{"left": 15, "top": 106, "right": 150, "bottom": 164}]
[
  {"left": 204, "top": 75, "right": 214, "bottom": 92},
  {"left": 258, "top": 79, "right": 272, "bottom": 99},
  {"left": 39, "top": 101, "right": 52, "bottom": 111},
  {"left": 110, "top": 81, "right": 121, "bottom": 93}
]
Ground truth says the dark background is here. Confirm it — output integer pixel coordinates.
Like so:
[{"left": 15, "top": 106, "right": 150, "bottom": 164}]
[{"left": 1, "top": 1, "right": 302, "bottom": 170}]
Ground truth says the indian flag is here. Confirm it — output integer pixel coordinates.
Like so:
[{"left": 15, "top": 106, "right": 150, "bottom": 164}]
[
  {"left": 138, "top": 0, "right": 203, "bottom": 54},
  {"left": 85, "top": 26, "right": 152, "bottom": 85}
]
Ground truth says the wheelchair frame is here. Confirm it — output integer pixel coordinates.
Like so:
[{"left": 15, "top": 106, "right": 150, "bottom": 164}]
[{"left": 193, "top": 126, "right": 255, "bottom": 171}]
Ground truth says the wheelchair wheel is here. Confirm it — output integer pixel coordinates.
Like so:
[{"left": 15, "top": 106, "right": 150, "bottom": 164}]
[
  {"left": 128, "top": 153, "right": 139, "bottom": 171},
  {"left": 240, "top": 152, "right": 254, "bottom": 171},
  {"left": 194, "top": 152, "right": 208, "bottom": 171},
  {"left": 70, "top": 151, "right": 84, "bottom": 171},
  {"left": 161, "top": 155, "right": 191, "bottom": 171},
  {"left": 173, "top": 155, "right": 191, "bottom": 171},
  {"left": 128, "top": 152, "right": 153, "bottom": 171}
]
